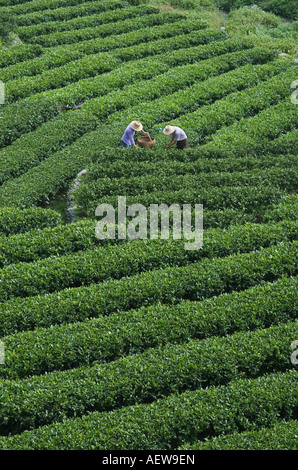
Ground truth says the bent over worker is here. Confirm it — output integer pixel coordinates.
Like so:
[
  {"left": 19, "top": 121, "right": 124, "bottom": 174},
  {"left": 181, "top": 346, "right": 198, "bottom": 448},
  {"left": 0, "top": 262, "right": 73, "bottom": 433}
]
[
  {"left": 121, "top": 121, "right": 149, "bottom": 148},
  {"left": 163, "top": 125, "right": 188, "bottom": 150}
]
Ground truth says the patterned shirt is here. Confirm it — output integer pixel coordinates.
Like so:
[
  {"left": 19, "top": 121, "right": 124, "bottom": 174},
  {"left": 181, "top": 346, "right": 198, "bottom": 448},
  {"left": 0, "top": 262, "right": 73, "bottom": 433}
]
[
  {"left": 172, "top": 127, "right": 187, "bottom": 141},
  {"left": 121, "top": 125, "right": 135, "bottom": 146}
]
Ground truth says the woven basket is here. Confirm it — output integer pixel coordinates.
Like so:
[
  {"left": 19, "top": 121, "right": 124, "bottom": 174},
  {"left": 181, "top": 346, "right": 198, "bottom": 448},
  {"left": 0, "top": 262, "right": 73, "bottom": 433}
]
[{"left": 137, "top": 136, "right": 156, "bottom": 148}]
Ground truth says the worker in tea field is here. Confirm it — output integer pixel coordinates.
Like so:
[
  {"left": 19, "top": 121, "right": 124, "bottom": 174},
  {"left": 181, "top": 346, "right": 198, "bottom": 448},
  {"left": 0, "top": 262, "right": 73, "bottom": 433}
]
[
  {"left": 163, "top": 125, "right": 189, "bottom": 150},
  {"left": 121, "top": 121, "right": 149, "bottom": 148}
]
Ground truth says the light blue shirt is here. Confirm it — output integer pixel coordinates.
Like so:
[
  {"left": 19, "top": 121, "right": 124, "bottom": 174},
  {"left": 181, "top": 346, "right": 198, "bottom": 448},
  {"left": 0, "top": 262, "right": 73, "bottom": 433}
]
[{"left": 121, "top": 125, "right": 135, "bottom": 146}]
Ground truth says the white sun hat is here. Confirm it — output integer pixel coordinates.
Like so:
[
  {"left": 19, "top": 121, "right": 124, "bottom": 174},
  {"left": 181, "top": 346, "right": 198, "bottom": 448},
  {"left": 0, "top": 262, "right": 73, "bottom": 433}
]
[
  {"left": 163, "top": 125, "right": 176, "bottom": 135},
  {"left": 130, "top": 121, "right": 143, "bottom": 131}
]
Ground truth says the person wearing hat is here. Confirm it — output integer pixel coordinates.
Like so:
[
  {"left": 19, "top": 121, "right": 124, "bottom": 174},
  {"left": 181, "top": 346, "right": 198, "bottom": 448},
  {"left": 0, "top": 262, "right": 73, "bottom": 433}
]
[
  {"left": 163, "top": 125, "right": 188, "bottom": 150},
  {"left": 121, "top": 121, "right": 149, "bottom": 148}
]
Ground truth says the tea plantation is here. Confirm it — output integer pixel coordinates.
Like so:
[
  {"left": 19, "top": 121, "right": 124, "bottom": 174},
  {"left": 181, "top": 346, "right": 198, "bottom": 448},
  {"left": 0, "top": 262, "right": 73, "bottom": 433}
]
[{"left": 0, "top": 0, "right": 297, "bottom": 450}]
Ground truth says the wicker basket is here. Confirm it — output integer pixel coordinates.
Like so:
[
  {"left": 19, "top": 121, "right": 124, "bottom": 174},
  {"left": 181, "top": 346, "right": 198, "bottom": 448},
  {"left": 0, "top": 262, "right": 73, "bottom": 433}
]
[{"left": 137, "top": 136, "right": 156, "bottom": 148}]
